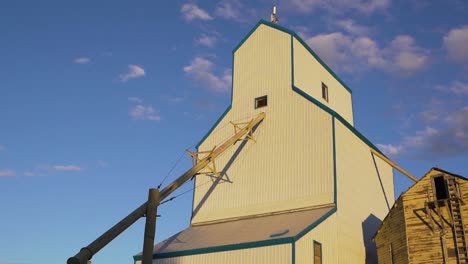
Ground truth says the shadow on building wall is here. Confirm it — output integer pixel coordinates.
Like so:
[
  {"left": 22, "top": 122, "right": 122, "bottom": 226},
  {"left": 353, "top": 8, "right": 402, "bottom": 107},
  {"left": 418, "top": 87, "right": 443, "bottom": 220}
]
[{"left": 362, "top": 214, "right": 382, "bottom": 264}]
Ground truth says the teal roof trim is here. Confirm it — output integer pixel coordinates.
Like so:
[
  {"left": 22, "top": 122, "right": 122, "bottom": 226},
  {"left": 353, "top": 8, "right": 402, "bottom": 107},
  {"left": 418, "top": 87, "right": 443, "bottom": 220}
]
[
  {"left": 233, "top": 19, "right": 352, "bottom": 94},
  {"left": 292, "top": 85, "right": 385, "bottom": 156},
  {"left": 332, "top": 117, "right": 337, "bottom": 205},
  {"left": 195, "top": 105, "right": 232, "bottom": 148},
  {"left": 133, "top": 236, "right": 294, "bottom": 260},
  {"left": 133, "top": 206, "right": 337, "bottom": 261},
  {"left": 294, "top": 207, "right": 336, "bottom": 241},
  {"left": 292, "top": 241, "right": 296, "bottom": 264}
]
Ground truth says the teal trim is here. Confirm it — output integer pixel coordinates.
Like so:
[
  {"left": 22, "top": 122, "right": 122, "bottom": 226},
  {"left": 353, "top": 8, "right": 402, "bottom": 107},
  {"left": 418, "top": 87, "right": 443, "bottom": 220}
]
[
  {"left": 292, "top": 241, "right": 296, "bottom": 264},
  {"left": 332, "top": 117, "right": 337, "bottom": 205},
  {"left": 293, "top": 86, "right": 334, "bottom": 116},
  {"left": 233, "top": 19, "right": 352, "bottom": 94},
  {"left": 292, "top": 85, "right": 385, "bottom": 157},
  {"left": 291, "top": 33, "right": 352, "bottom": 94},
  {"left": 135, "top": 206, "right": 337, "bottom": 260},
  {"left": 294, "top": 206, "right": 337, "bottom": 241},
  {"left": 133, "top": 236, "right": 294, "bottom": 260},
  {"left": 195, "top": 105, "right": 232, "bottom": 148},
  {"left": 291, "top": 35, "right": 294, "bottom": 88}
]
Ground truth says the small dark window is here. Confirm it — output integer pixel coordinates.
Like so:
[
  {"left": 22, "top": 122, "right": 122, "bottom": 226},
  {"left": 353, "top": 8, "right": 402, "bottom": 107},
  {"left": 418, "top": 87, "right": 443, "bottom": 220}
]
[
  {"left": 322, "top": 82, "right": 328, "bottom": 102},
  {"left": 434, "top": 176, "right": 449, "bottom": 200},
  {"left": 314, "top": 241, "right": 322, "bottom": 264},
  {"left": 255, "top": 95, "right": 268, "bottom": 109}
]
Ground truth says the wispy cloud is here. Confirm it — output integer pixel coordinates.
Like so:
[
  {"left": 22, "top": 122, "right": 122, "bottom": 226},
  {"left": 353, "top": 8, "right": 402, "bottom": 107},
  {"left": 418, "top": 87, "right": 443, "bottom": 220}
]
[
  {"left": 128, "top": 98, "right": 161, "bottom": 121},
  {"left": 0, "top": 145, "right": 5, "bottom": 151},
  {"left": 376, "top": 144, "right": 404, "bottom": 156},
  {"left": 23, "top": 171, "right": 36, "bottom": 176},
  {"left": 119, "top": 65, "right": 145, "bottom": 82},
  {"left": 164, "top": 95, "right": 184, "bottom": 103},
  {"left": 286, "top": 0, "right": 390, "bottom": 14},
  {"left": 97, "top": 160, "right": 108, "bottom": 167},
  {"left": 52, "top": 165, "right": 82, "bottom": 171},
  {"left": 74, "top": 57, "right": 91, "bottom": 64},
  {"left": 305, "top": 32, "right": 429, "bottom": 73},
  {"left": 435, "top": 81, "right": 468, "bottom": 96},
  {"left": 183, "top": 56, "right": 231, "bottom": 93},
  {"left": 128, "top": 97, "right": 143, "bottom": 103},
  {"left": 196, "top": 34, "right": 218, "bottom": 48},
  {"left": 386, "top": 106, "right": 468, "bottom": 160},
  {"left": 214, "top": 0, "right": 257, "bottom": 23},
  {"left": 181, "top": 3, "right": 213, "bottom": 21},
  {"left": 444, "top": 25, "right": 468, "bottom": 64},
  {"left": 334, "top": 19, "right": 371, "bottom": 36},
  {"left": 0, "top": 169, "right": 16, "bottom": 177}
]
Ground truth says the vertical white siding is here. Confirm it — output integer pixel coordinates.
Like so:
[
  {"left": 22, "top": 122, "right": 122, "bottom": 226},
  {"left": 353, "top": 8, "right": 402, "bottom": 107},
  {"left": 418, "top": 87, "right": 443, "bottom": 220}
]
[
  {"left": 295, "top": 213, "right": 339, "bottom": 264},
  {"left": 192, "top": 24, "right": 334, "bottom": 225},
  {"left": 335, "top": 120, "right": 394, "bottom": 263},
  {"left": 151, "top": 244, "right": 291, "bottom": 264},
  {"left": 293, "top": 38, "right": 354, "bottom": 125}
]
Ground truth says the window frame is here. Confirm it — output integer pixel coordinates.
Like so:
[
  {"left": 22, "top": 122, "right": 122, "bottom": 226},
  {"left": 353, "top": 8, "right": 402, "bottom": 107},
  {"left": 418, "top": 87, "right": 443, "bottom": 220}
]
[
  {"left": 313, "top": 240, "right": 322, "bottom": 264},
  {"left": 254, "top": 95, "right": 268, "bottom": 109},
  {"left": 322, "top": 82, "right": 329, "bottom": 102}
]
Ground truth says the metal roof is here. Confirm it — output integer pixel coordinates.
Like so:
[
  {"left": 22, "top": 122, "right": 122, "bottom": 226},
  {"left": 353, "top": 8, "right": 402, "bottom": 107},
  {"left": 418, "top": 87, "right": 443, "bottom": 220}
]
[{"left": 134, "top": 205, "right": 335, "bottom": 258}]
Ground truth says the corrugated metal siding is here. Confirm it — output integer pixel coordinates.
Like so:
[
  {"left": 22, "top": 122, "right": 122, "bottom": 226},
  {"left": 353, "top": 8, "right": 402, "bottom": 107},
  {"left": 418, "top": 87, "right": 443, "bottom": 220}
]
[
  {"left": 334, "top": 119, "right": 394, "bottom": 263},
  {"left": 292, "top": 38, "right": 354, "bottom": 125},
  {"left": 192, "top": 24, "right": 334, "bottom": 225},
  {"left": 295, "top": 213, "right": 338, "bottom": 264},
  {"left": 152, "top": 244, "right": 291, "bottom": 264}
]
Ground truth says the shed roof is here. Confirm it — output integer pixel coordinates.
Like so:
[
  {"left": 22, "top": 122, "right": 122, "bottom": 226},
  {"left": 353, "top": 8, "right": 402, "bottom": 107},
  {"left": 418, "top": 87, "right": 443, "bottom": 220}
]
[{"left": 134, "top": 205, "right": 335, "bottom": 259}]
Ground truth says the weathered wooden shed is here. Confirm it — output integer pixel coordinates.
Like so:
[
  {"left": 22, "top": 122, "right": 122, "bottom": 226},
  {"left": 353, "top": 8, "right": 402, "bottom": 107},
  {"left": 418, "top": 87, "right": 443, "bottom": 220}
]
[
  {"left": 374, "top": 168, "right": 468, "bottom": 264},
  {"left": 134, "top": 19, "right": 395, "bottom": 264}
]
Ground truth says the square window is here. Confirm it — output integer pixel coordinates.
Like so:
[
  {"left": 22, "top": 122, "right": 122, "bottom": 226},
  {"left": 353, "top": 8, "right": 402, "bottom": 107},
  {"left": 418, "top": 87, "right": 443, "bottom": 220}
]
[
  {"left": 322, "top": 83, "right": 329, "bottom": 102},
  {"left": 255, "top": 95, "right": 268, "bottom": 109},
  {"left": 314, "top": 241, "right": 322, "bottom": 264}
]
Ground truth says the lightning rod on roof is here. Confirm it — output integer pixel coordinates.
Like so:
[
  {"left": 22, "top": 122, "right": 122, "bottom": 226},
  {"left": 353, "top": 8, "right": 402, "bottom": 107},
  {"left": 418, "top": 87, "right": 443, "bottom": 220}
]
[{"left": 271, "top": 5, "right": 279, "bottom": 24}]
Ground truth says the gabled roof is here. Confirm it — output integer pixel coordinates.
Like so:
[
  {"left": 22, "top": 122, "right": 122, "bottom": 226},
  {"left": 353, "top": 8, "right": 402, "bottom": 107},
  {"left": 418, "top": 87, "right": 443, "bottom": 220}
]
[
  {"left": 233, "top": 19, "right": 353, "bottom": 94},
  {"left": 373, "top": 167, "right": 467, "bottom": 240},
  {"left": 134, "top": 205, "right": 335, "bottom": 260}
]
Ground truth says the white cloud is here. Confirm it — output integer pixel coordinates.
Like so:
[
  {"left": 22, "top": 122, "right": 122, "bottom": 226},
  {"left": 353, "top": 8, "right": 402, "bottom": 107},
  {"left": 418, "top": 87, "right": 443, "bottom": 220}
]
[
  {"left": 444, "top": 25, "right": 468, "bottom": 63},
  {"left": 377, "top": 144, "right": 404, "bottom": 156},
  {"left": 0, "top": 169, "right": 16, "bottom": 176},
  {"left": 128, "top": 97, "right": 143, "bottom": 103},
  {"left": 24, "top": 171, "right": 36, "bottom": 176},
  {"left": 288, "top": 0, "right": 390, "bottom": 14},
  {"left": 166, "top": 96, "right": 184, "bottom": 103},
  {"left": 400, "top": 107, "right": 468, "bottom": 159},
  {"left": 97, "top": 160, "right": 108, "bottom": 167},
  {"left": 305, "top": 32, "right": 428, "bottom": 73},
  {"left": 119, "top": 65, "right": 145, "bottom": 82},
  {"left": 183, "top": 57, "right": 231, "bottom": 93},
  {"left": 74, "top": 57, "right": 91, "bottom": 64},
  {"left": 196, "top": 34, "right": 218, "bottom": 48},
  {"left": 435, "top": 81, "right": 468, "bottom": 96},
  {"left": 181, "top": 3, "right": 213, "bottom": 21},
  {"left": 128, "top": 98, "right": 161, "bottom": 121},
  {"left": 52, "top": 165, "right": 82, "bottom": 171},
  {"left": 335, "top": 19, "right": 370, "bottom": 36},
  {"left": 130, "top": 105, "right": 161, "bottom": 121},
  {"left": 0, "top": 145, "right": 5, "bottom": 151},
  {"left": 388, "top": 35, "right": 429, "bottom": 72},
  {"left": 214, "top": 0, "right": 259, "bottom": 23}
]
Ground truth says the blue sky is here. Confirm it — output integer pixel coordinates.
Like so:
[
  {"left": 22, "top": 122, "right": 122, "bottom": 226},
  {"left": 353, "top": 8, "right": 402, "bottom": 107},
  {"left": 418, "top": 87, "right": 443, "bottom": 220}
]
[{"left": 0, "top": 0, "right": 467, "bottom": 263}]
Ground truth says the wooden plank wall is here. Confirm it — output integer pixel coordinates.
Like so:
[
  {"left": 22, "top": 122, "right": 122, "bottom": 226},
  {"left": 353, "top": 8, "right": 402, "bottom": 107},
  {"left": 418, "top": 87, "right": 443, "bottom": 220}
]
[
  {"left": 374, "top": 198, "right": 408, "bottom": 264},
  {"left": 375, "top": 169, "right": 468, "bottom": 264}
]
